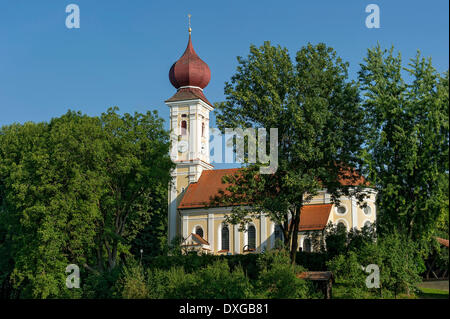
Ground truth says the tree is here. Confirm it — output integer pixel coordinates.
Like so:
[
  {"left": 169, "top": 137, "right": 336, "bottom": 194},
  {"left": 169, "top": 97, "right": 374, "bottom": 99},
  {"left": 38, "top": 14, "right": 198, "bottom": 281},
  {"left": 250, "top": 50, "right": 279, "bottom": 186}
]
[
  {"left": 256, "top": 249, "right": 315, "bottom": 298},
  {"left": 214, "top": 42, "right": 368, "bottom": 263},
  {"left": 359, "top": 45, "right": 449, "bottom": 245},
  {"left": 328, "top": 233, "right": 423, "bottom": 298},
  {"left": 0, "top": 107, "right": 174, "bottom": 298}
]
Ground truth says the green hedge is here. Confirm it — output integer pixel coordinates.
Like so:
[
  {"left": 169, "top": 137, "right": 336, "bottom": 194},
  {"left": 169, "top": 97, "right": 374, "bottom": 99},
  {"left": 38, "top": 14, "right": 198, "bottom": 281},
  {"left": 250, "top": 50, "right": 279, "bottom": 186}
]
[
  {"left": 145, "top": 253, "right": 261, "bottom": 280},
  {"left": 116, "top": 250, "right": 320, "bottom": 299}
]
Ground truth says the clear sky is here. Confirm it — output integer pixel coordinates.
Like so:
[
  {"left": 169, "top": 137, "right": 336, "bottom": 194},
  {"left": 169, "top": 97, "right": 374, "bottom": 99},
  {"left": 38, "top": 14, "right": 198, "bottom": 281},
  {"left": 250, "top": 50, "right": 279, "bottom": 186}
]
[{"left": 0, "top": 0, "right": 448, "bottom": 129}]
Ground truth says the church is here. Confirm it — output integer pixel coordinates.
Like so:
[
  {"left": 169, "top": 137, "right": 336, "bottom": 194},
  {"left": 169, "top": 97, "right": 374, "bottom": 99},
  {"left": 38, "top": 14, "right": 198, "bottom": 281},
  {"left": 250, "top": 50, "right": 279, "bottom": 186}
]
[{"left": 166, "top": 28, "right": 377, "bottom": 255}]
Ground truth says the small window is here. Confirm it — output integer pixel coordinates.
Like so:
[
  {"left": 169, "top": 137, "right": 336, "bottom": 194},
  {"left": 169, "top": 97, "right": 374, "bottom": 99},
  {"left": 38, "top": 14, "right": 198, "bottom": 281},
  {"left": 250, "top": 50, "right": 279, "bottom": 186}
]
[
  {"left": 195, "top": 226, "right": 204, "bottom": 238},
  {"left": 303, "top": 238, "right": 312, "bottom": 252},
  {"left": 364, "top": 221, "right": 371, "bottom": 228},
  {"left": 202, "top": 122, "right": 205, "bottom": 137},
  {"left": 247, "top": 225, "right": 256, "bottom": 250},
  {"left": 181, "top": 120, "right": 187, "bottom": 135},
  {"left": 221, "top": 226, "right": 230, "bottom": 251},
  {"left": 363, "top": 206, "right": 372, "bottom": 216}
]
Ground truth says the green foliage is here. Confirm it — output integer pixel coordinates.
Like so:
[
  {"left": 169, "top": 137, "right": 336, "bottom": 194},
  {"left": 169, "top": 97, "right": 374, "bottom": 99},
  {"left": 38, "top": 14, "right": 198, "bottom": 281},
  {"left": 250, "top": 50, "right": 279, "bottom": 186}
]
[
  {"left": 327, "top": 232, "right": 423, "bottom": 298},
  {"left": 115, "top": 260, "right": 149, "bottom": 299},
  {"left": 116, "top": 259, "right": 253, "bottom": 299},
  {"left": 0, "top": 108, "right": 174, "bottom": 298},
  {"left": 82, "top": 268, "right": 121, "bottom": 299},
  {"left": 112, "top": 251, "right": 321, "bottom": 299},
  {"left": 327, "top": 251, "right": 368, "bottom": 298},
  {"left": 214, "top": 41, "right": 368, "bottom": 262},
  {"left": 323, "top": 221, "right": 376, "bottom": 260},
  {"left": 376, "top": 234, "right": 423, "bottom": 297},
  {"left": 255, "top": 249, "right": 316, "bottom": 298},
  {"left": 295, "top": 252, "right": 328, "bottom": 271},
  {"left": 194, "top": 260, "right": 253, "bottom": 298},
  {"left": 359, "top": 45, "right": 449, "bottom": 245}
]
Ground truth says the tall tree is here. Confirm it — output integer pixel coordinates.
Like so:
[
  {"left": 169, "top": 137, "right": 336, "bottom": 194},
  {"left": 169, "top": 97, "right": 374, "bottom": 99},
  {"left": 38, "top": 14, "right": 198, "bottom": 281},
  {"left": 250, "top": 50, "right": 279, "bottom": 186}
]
[
  {"left": 0, "top": 108, "right": 174, "bottom": 298},
  {"left": 359, "top": 45, "right": 449, "bottom": 245},
  {"left": 214, "top": 42, "right": 368, "bottom": 263}
]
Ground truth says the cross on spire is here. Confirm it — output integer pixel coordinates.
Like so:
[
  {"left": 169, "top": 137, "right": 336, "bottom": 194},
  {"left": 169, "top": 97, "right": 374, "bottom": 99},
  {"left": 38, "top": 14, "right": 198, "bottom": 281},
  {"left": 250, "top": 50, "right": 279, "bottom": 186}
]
[{"left": 188, "top": 14, "right": 192, "bottom": 34}]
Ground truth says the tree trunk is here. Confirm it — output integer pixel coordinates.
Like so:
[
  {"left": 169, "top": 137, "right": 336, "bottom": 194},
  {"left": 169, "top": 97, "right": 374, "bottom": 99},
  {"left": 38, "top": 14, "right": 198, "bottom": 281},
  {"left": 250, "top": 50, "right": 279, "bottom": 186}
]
[{"left": 290, "top": 206, "right": 301, "bottom": 264}]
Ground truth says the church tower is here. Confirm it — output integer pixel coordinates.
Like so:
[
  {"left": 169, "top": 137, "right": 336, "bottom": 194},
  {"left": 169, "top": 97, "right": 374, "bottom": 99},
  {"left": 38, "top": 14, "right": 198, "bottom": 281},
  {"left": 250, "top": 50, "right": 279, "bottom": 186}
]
[{"left": 166, "top": 26, "right": 214, "bottom": 243}]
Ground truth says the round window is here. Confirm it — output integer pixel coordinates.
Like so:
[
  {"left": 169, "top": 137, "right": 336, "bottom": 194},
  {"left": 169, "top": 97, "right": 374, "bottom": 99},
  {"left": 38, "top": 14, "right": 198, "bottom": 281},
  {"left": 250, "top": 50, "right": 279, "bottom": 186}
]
[
  {"left": 363, "top": 206, "right": 372, "bottom": 216},
  {"left": 336, "top": 206, "right": 347, "bottom": 215}
]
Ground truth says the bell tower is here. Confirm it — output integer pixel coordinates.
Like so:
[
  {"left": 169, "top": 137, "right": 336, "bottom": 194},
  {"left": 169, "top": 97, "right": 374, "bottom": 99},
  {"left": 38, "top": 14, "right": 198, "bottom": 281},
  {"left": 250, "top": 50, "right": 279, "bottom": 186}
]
[{"left": 166, "top": 24, "right": 214, "bottom": 243}]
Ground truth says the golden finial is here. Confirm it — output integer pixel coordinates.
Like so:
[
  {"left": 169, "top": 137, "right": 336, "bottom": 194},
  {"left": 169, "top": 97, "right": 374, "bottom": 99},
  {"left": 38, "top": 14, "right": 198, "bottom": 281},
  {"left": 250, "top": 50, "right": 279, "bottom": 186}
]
[{"left": 188, "top": 14, "right": 192, "bottom": 34}]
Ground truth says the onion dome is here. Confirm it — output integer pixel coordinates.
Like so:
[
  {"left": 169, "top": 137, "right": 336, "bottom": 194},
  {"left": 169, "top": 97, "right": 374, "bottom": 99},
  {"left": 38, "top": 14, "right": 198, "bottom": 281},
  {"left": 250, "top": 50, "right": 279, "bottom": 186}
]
[{"left": 169, "top": 33, "right": 211, "bottom": 90}]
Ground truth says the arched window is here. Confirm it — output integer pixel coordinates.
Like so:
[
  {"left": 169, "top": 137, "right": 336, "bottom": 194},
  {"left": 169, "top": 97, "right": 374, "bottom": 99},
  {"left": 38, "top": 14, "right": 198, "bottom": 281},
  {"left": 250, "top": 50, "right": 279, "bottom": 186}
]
[
  {"left": 247, "top": 225, "right": 256, "bottom": 250},
  {"left": 181, "top": 120, "right": 187, "bottom": 135},
  {"left": 274, "top": 225, "right": 283, "bottom": 242},
  {"left": 303, "top": 238, "right": 311, "bottom": 252},
  {"left": 221, "top": 226, "right": 229, "bottom": 251},
  {"left": 195, "top": 226, "right": 203, "bottom": 238},
  {"left": 202, "top": 122, "right": 205, "bottom": 137},
  {"left": 363, "top": 220, "right": 371, "bottom": 228},
  {"left": 337, "top": 221, "right": 347, "bottom": 232}
]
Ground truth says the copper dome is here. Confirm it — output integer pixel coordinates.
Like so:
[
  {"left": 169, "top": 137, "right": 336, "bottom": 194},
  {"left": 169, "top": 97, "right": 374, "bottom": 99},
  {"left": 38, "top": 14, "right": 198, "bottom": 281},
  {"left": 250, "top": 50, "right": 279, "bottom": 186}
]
[{"left": 169, "top": 33, "right": 211, "bottom": 90}]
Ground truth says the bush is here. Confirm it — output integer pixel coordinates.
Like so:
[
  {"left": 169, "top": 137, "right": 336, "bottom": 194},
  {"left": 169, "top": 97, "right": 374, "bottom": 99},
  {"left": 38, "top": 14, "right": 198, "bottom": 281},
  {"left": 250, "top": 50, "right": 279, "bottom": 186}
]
[
  {"left": 116, "top": 259, "right": 253, "bottom": 299},
  {"left": 375, "top": 234, "right": 423, "bottom": 297},
  {"left": 113, "top": 251, "right": 325, "bottom": 299},
  {"left": 115, "top": 261, "right": 149, "bottom": 299},
  {"left": 327, "top": 251, "right": 369, "bottom": 298},
  {"left": 327, "top": 233, "right": 424, "bottom": 298},
  {"left": 255, "top": 249, "right": 317, "bottom": 299},
  {"left": 194, "top": 260, "right": 252, "bottom": 298},
  {"left": 295, "top": 252, "right": 328, "bottom": 271}
]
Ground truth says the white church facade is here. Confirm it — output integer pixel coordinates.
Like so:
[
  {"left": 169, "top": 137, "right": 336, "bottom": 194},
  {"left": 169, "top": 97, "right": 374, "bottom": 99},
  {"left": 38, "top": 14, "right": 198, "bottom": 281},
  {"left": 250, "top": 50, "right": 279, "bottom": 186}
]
[{"left": 166, "top": 30, "right": 377, "bottom": 255}]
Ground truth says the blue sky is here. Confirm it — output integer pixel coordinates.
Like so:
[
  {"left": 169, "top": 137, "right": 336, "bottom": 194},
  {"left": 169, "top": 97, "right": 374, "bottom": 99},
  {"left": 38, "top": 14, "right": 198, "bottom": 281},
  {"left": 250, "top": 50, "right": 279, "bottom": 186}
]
[{"left": 0, "top": 0, "right": 448, "bottom": 129}]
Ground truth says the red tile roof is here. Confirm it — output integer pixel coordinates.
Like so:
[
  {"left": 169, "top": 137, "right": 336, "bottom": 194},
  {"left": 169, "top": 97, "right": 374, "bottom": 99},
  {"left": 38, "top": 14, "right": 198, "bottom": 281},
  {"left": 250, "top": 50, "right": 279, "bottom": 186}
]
[
  {"left": 165, "top": 87, "right": 213, "bottom": 107},
  {"left": 178, "top": 168, "right": 240, "bottom": 209},
  {"left": 297, "top": 204, "right": 333, "bottom": 231},
  {"left": 191, "top": 233, "right": 210, "bottom": 245},
  {"left": 337, "top": 168, "right": 368, "bottom": 186},
  {"left": 178, "top": 168, "right": 367, "bottom": 210}
]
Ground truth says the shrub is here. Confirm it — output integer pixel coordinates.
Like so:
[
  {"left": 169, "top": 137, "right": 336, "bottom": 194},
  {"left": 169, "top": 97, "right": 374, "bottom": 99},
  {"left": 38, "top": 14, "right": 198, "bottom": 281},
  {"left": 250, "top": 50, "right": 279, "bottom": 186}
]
[
  {"left": 115, "top": 261, "right": 149, "bottom": 299},
  {"left": 327, "top": 233, "right": 424, "bottom": 298},
  {"left": 295, "top": 252, "right": 328, "bottom": 271},
  {"left": 159, "top": 267, "right": 198, "bottom": 299},
  {"left": 255, "top": 249, "right": 316, "bottom": 299},
  {"left": 376, "top": 234, "right": 423, "bottom": 297},
  {"left": 327, "top": 251, "right": 369, "bottom": 298},
  {"left": 194, "top": 260, "right": 252, "bottom": 298}
]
